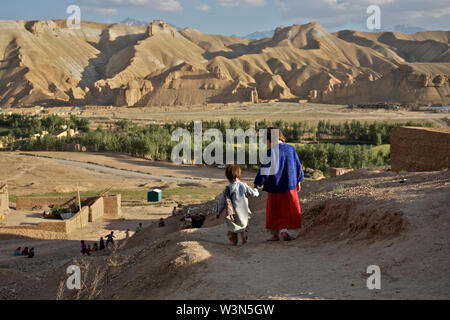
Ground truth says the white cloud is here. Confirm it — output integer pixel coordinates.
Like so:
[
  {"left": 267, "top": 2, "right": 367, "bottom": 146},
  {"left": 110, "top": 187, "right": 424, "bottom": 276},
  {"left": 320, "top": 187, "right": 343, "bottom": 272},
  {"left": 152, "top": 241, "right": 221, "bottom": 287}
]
[
  {"left": 217, "top": 0, "right": 240, "bottom": 7},
  {"left": 242, "top": 0, "right": 268, "bottom": 6},
  {"left": 274, "top": 0, "right": 450, "bottom": 31},
  {"left": 79, "top": 0, "right": 183, "bottom": 12},
  {"left": 217, "top": 0, "right": 268, "bottom": 8},
  {"left": 89, "top": 7, "right": 119, "bottom": 15},
  {"left": 196, "top": 3, "right": 210, "bottom": 11}
]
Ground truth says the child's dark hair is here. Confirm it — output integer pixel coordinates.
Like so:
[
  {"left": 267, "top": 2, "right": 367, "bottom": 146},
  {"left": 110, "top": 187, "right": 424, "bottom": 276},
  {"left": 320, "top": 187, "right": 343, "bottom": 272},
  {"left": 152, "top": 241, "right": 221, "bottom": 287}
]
[
  {"left": 266, "top": 127, "right": 286, "bottom": 142},
  {"left": 225, "top": 164, "right": 242, "bottom": 182}
]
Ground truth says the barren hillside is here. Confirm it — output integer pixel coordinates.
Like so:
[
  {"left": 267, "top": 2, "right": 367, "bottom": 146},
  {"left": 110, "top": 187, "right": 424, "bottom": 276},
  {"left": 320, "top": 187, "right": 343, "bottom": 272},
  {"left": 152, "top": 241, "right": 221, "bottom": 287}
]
[
  {"left": 0, "top": 20, "right": 448, "bottom": 107},
  {"left": 2, "top": 168, "right": 449, "bottom": 300}
]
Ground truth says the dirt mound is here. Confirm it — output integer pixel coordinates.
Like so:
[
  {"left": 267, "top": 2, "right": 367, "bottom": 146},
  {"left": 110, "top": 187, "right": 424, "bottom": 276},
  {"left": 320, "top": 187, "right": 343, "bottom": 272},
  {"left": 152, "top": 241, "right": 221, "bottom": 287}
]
[
  {"left": 5, "top": 169, "right": 450, "bottom": 300},
  {"left": 54, "top": 185, "right": 88, "bottom": 193},
  {"left": 0, "top": 269, "right": 40, "bottom": 300},
  {"left": 58, "top": 237, "right": 211, "bottom": 300},
  {"left": 301, "top": 200, "right": 407, "bottom": 242}
]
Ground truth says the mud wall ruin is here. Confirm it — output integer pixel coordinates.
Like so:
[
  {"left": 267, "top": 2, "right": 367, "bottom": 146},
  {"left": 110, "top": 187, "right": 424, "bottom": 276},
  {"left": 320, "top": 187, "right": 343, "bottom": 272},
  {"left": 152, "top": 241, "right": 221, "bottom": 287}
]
[
  {"left": 103, "top": 195, "right": 121, "bottom": 218},
  {"left": 64, "top": 206, "right": 90, "bottom": 233},
  {"left": 330, "top": 168, "right": 354, "bottom": 177},
  {"left": 89, "top": 197, "right": 104, "bottom": 222},
  {"left": 391, "top": 127, "right": 450, "bottom": 172},
  {"left": 0, "top": 184, "right": 8, "bottom": 213},
  {"left": 0, "top": 205, "right": 90, "bottom": 235},
  {"left": 0, "top": 225, "right": 69, "bottom": 239},
  {"left": 16, "top": 196, "right": 77, "bottom": 211},
  {"left": 7, "top": 194, "right": 121, "bottom": 234}
]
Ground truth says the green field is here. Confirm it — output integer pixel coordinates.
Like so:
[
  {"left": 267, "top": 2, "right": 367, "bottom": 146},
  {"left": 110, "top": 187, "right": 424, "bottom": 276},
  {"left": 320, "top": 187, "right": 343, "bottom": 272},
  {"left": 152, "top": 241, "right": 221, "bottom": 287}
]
[
  {"left": 371, "top": 144, "right": 390, "bottom": 155},
  {"left": 0, "top": 127, "right": 10, "bottom": 136}
]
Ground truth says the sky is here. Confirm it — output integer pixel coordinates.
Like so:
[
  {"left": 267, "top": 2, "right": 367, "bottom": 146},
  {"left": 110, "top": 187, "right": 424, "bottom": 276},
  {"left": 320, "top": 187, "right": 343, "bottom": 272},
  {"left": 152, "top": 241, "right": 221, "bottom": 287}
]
[{"left": 0, "top": 0, "right": 448, "bottom": 36}]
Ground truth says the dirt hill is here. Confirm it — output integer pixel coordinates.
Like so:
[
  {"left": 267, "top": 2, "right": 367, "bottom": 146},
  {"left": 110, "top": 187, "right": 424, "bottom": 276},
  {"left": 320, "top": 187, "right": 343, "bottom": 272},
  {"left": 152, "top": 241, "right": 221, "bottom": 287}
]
[
  {"left": 0, "top": 20, "right": 448, "bottom": 107},
  {"left": 3, "top": 168, "right": 448, "bottom": 300}
]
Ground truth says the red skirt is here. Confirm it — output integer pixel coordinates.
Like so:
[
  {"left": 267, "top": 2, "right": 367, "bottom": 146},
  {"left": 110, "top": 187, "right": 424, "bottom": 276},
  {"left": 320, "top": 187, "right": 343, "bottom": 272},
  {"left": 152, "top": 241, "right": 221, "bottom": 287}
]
[{"left": 266, "top": 189, "right": 301, "bottom": 230}]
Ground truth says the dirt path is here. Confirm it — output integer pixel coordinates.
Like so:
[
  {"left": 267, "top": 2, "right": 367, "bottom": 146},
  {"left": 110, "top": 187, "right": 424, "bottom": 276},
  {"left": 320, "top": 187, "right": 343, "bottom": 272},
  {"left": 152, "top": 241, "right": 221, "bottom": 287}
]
[
  {"left": 19, "top": 152, "right": 241, "bottom": 183},
  {"left": 30, "top": 156, "right": 217, "bottom": 183},
  {"left": 150, "top": 170, "right": 450, "bottom": 299},
  {"left": 7, "top": 163, "right": 39, "bottom": 182}
]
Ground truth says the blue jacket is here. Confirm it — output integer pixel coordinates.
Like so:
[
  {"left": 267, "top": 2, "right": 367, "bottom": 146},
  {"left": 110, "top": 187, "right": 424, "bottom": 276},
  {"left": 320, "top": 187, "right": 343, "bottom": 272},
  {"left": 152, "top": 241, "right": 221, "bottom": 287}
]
[{"left": 254, "top": 143, "right": 304, "bottom": 193}]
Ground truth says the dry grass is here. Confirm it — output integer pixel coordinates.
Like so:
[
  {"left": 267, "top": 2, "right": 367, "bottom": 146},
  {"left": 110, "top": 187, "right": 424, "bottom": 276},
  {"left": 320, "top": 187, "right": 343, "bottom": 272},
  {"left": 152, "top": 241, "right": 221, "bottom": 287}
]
[{"left": 80, "top": 102, "right": 447, "bottom": 126}]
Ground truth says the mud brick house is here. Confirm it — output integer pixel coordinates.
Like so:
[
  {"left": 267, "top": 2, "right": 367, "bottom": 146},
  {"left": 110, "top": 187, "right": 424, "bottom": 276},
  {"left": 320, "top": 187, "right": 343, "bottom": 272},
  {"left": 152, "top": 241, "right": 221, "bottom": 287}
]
[{"left": 391, "top": 127, "right": 450, "bottom": 172}]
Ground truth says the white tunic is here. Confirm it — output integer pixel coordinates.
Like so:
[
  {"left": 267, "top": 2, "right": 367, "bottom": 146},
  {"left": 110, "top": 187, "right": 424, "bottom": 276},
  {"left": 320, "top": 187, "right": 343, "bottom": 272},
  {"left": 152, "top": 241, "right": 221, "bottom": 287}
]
[{"left": 216, "top": 180, "right": 260, "bottom": 233}]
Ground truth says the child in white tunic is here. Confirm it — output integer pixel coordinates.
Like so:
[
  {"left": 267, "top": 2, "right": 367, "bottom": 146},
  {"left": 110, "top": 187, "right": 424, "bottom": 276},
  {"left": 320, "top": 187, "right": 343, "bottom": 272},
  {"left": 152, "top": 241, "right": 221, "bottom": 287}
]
[{"left": 216, "top": 164, "right": 259, "bottom": 245}]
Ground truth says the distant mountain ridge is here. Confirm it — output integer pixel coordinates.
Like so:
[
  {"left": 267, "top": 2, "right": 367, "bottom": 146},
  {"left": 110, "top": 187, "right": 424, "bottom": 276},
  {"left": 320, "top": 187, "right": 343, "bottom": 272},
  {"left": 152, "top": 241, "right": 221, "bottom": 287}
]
[
  {"left": 120, "top": 18, "right": 149, "bottom": 26},
  {"left": 0, "top": 19, "right": 448, "bottom": 108},
  {"left": 120, "top": 17, "right": 180, "bottom": 30},
  {"left": 243, "top": 24, "right": 430, "bottom": 40},
  {"left": 243, "top": 30, "right": 275, "bottom": 39},
  {"left": 384, "top": 25, "right": 428, "bottom": 34}
]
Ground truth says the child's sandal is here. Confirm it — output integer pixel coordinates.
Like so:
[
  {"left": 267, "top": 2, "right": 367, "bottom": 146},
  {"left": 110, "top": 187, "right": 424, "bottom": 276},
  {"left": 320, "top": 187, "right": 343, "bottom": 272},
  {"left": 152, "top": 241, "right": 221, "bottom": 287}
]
[
  {"left": 227, "top": 231, "right": 238, "bottom": 246},
  {"left": 280, "top": 231, "right": 292, "bottom": 241},
  {"left": 241, "top": 230, "right": 248, "bottom": 245}
]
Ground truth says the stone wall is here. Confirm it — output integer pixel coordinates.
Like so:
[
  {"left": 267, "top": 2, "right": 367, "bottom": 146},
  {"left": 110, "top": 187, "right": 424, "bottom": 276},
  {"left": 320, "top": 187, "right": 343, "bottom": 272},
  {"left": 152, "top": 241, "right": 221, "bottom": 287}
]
[
  {"left": 103, "top": 195, "right": 121, "bottom": 218},
  {"left": 391, "top": 127, "right": 450, "bottom": 172}
]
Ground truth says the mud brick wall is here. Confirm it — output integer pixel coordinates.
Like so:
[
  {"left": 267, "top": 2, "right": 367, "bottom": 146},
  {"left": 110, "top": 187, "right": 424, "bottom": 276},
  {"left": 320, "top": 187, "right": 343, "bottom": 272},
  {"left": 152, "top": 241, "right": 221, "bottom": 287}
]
[
  {"left": 103, "top": 195, "right": 121, "bottom": 218},
  {"left": 0, "top": 226, "right": 69, "bottom": 240},
  {"left": 10, "top": 194, "right": 121, "bottom": 234},
  {"left": 16, "top": 197, "right": 77, "bottom": 211},
  {"left": 0, "top": 221, "right": 68, "bottom": 235},
  {"left": 36, "top": 220, "right": 68, "bottom": 233},
  {"left": 65, "top": 206, "right": 90, "bottom": 233},
  {"left": 391, "top": 127, "right": 450, "bottom": 172},
  {"left": 330, "top": 168, "right": 354, "bottom": 177},
  {"left": 0, "top": 193, "right": 8, "bottom": 212},
  {"left": 89, "top": 197, "right": 104, "bottom": 222}
]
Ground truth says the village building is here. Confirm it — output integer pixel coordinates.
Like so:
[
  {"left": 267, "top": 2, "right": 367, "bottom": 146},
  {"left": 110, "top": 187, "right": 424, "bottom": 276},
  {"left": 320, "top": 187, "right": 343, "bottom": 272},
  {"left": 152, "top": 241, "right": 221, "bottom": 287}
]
[
  {"left": 1, "top": 194, "right": 122, "bottom": 234},
  {"left": 52, "top": 128, "right": 79, "bottom": 139},
  {"left": 31, "top": 130, "right": 48, "bottom": 140}
]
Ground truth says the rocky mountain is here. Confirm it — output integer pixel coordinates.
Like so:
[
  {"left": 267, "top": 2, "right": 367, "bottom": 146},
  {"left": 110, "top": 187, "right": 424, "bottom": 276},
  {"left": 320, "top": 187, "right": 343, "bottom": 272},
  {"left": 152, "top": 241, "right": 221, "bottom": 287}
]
[
  {"left": 243, "top": 29, "right": 275, "bottom": 39},
  {"left": 0, "top": 19, "right": 448, "bottom": 108},
  {"left": 120, "top": 18, "right": 149, "bottom": 27},
  {"left": 243, "top": 25, "right": 427, "bottom": 40},
  {"left": 120, "top": 18, "right": 180, "bottom": 30}
]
